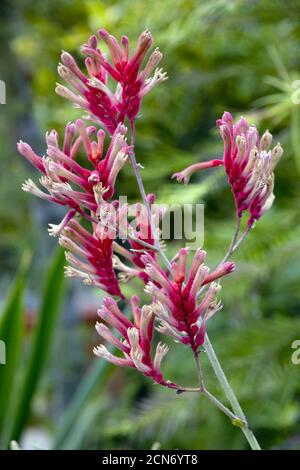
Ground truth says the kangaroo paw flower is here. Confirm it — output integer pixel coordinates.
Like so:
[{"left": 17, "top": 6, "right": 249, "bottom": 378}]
[
  {"left": 57, "top": 30, "right": 166, "bottom": 133},
  {"left": 94, "top": 296, "right": 175, "bottom": 386},
  {"left": 143, "top": 248, "right": 234, "bottom": 351}
]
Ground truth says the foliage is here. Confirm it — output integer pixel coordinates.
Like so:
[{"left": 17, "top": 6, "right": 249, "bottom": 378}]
[
  {"left": 10, "top": 248, "right": 66, "bottom": 442},
  {"left": 0, "top": 249, "right": 66, "bottom": 448},
  {"left": 0, "top": 253, "right": 29, "bottom": 446}
]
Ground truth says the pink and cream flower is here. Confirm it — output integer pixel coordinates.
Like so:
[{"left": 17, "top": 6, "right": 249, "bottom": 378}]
[
  {"left": 173, "top": 112, "right": 283, "bottom": 226},
  {"left": 56, "top": 29, "right": 167, "bottom": 133}
]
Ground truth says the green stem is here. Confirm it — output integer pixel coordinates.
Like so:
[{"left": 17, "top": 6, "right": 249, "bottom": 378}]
[
  {"left": 129, "top": 120, "right": 172, "bottom": 270},
  {"left": 204, "top": 335, "right": 261, "bottom": 450},
  {"left": 220, "top": 216, "right": 241, "bottom": 264},
  {"left": 193, "top": 353, "right": 248, "bottom": 431},
  {"left": 203, "top": 389, "right": 244, "bottom": 425}
]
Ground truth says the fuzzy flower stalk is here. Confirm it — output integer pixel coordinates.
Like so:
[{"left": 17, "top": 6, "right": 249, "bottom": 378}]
[{"left": 16, "top": 28, "right": 280, "bottom": 450}]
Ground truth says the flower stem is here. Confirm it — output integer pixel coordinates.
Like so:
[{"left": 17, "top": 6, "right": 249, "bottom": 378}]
[
  {"left": 204, "top": 334, "right": 261, "bottom": 450},
  {"left": 203, "top": 389, "right": 244, "bottom": 424},
  {"left": 193, "top": 353, "right": 248, "bottom": 429},
  {"left": 194, "top": 352, "right": 205, "bottom": 392},
  {"left": 220, "top": 216, "right": 252, "bottom": 265},
  {"left": 129, "top": 120, "right": 172, "bottom": 271},
  {"left": 232, "top": 223, "right": 252, "bottom": 252},
  {"left": 220, "top": 216, "right": 241, "bottom": 264}
]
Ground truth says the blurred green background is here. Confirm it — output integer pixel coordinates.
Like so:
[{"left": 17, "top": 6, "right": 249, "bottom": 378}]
[{"left": 0, "top": 0, "right": 300, "bottom": 450}]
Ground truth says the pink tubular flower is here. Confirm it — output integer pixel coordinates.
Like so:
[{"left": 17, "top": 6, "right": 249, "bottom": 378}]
[
  {"left": 172, "top": 112, "right": 283, "bottom": 226},
  {"left": 56, "top": 29, "right": 167, "bottom": 134},
  {"left": 172, "top": 159, "right": 223, "bottom": 185},
  {"left": 18, "top": 120, "right": 128, "bottom": 227},
  {"left": 94, "top": 296, "right": 175, "bottom": 387},
  {"left": 60, "top": 218, "right": 123, "bottom": 298},
  {"left": 142, "top": 249, "right": 235, "bottom": 352}
]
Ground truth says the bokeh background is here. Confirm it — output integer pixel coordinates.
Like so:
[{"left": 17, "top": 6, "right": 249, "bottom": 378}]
[{"left": 0, "top": 0, "right": 300, "bottom": 450}]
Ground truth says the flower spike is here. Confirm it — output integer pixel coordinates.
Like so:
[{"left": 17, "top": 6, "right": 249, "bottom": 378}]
[
  {"left": 143, "top": 249, "right": 235, "bottom": 351},
  {"left": 172, "top": 112, "right": 283, "bottom": 226},
  {"left": 94, "top": 296, "right": 175, "bottom": 387},
  {"left": 57, "top": 30, "right": 167, "bottom": 133}
]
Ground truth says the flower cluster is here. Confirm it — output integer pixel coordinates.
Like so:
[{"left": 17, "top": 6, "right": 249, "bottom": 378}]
[
  {"left": 94, "top": 296, "right": 175, "bottom": 388},
  {"left": 173, "top": 112, "right": 283, "bottom": 226},
  {"left": 18, "top": 119, "right": 132, "bottom": 298},
  {"left": 142, "top": 249, "right": 235, "bottom": 352},
  {"left": 18, "top": 119, "right": 128, "bottom": 214},
  {"left": 56, "top": 29, "right": 167, "bottom": 134},
  {"left": 60, "top": 218, "right": 123, "bottom": 298},
  {"left": 217, "top": 112, "right": 283, "bottom": 225}
]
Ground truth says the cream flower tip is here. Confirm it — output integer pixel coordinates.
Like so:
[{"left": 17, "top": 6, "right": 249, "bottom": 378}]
[
  {"left": 21, "top": 179, "right": 35, "bottom": 192},
  {"left": 93, "top": 345, "right": 108, "bottom": 358},
  {"left": 172, "top": 171, "right": 189, "bottom": 185},
  {"left": 48, "top": 223, "right": 62, "bottom": 237}
]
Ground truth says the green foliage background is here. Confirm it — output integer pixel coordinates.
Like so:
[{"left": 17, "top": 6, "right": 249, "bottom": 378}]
[{"left": 0, "top": 0, "right": 300, "bottom": 450}]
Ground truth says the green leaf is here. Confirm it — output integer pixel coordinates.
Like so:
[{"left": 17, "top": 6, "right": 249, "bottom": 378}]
[
  {"left": 56, "top": 382, "right": 108, "bottom": 450},
  {"left": 52, "top": 357, "right": 111, "bottom": 449},
  {"left": 53, "top": 303, "right": 132, "bottom": 449},
  {"left": 10, "top": 248, "right": 66, "bottom": 442},
  {"left": 0, "top": 252, "right": 30, "bottom": 446}
]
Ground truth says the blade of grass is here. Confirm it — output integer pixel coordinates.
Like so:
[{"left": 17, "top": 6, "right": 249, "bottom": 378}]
[
  {"left": 52, "top": 304, "right": 131, "bottom": 449},
  {"left": 52, "top": 358, "right": 112, "bottom": 449},
  {"left": 0, "top": 252, "right": 30, "bottom": 447},
  {"left": 10, "top": 248, "right": 66, "bottom": 442}
]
